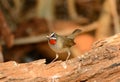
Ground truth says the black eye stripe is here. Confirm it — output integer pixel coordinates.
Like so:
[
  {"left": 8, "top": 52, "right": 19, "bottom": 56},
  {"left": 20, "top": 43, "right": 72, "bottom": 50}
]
[{"left": 50, "top": 32, "right": 55, "bottom": 37}]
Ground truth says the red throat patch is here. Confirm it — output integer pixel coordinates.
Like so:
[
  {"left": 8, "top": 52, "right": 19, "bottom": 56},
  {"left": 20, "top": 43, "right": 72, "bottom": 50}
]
[{"left": 49, "top": 39, "right": 56, "bottom": 45}]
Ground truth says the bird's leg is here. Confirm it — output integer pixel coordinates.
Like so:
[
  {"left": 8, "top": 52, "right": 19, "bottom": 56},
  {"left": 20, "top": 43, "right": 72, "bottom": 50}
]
[
  {"left": 51, "top": 53, "right": 59, "bottom": 63},
  {"left": 60, "top": 49, "right": 71, "bottom": 69},
  {"left": 66, "top": 49, "right": 71, "bottom": 61}
]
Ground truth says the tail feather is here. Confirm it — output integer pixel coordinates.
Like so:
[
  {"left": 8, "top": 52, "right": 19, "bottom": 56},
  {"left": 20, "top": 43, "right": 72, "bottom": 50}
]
[{"left": 67, "top": 29, "right": 82, "bottom": 39}]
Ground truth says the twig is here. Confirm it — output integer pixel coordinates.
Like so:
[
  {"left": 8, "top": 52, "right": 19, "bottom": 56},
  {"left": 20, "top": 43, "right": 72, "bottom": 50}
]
[
  {"left": 36, "top": 0, "right": 55, "bottom": 32},
  {"left": 0, "top": 21, "right": 98, "bottom": 46},
  {"left": 36, "top": 0, "right": 55, "bottom": 20},
  {"left": 0, "top": 9, "right": 14, "bottom": 47},
  {"left": 80, "top": 22, "right": 98, "bottom": 33},
  {"left": 0, "top": 0, "right": 17, "bottom": 30},
  {"left": 0, "top": 34, "right": 47, "bottom": 46},
  {"left": 67, "top": 0, "right": 89, "bottom": 23},
  {"left": 95, "top": 0, "right": 112, "bottom": 40},
  {"left": 67, "top": 0, "right": 78, "bottom": 19},
  {"left": 109, "top": 0, "right": 120, "bottom": 33},
  {"left": 13, "top": 0, "right": 24, "bottom": 21}
]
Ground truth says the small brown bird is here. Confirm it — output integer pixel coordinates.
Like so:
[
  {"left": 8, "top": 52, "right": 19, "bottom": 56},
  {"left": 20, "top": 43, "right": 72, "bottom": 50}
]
[{"left": 47, "top": 29, "right": 82, "bottom": 62}]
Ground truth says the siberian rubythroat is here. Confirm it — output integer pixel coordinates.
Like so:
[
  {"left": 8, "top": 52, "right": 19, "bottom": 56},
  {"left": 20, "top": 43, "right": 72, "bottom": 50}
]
[{"left": 47, "top": 29, "right": 81, "bottom": 62}]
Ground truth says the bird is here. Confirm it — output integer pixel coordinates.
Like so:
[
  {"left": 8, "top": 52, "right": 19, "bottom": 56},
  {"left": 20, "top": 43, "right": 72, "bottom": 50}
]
[{"left": 47, "top": 29, "right": 82, "bottom": 62}]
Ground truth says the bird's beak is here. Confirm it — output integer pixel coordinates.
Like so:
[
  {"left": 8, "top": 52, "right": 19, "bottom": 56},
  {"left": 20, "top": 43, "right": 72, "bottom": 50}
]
[{"left": 46, "top": 35, "right": 49, "bottom": 39}]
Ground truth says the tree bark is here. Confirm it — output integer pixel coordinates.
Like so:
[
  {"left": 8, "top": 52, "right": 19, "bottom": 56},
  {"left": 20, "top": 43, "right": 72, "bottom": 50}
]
[{"left": 0, "top": 33, "right": 120, "bottom": 82}]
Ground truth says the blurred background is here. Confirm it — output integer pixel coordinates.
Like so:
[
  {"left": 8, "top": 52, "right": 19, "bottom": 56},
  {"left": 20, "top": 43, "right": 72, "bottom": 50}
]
[{"left": 0, "top": 0, "right": 119, "bottom": 63}]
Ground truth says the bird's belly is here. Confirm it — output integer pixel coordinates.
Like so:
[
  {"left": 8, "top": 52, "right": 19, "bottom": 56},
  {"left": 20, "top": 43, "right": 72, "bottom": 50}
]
[{"left": 52, "top": 47, "right": 68, "bottom": 53}]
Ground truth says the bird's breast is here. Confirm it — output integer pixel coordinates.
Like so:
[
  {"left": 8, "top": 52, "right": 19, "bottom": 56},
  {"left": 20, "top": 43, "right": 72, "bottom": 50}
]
[{"left": 48, "top": 37, "right": 68, "bottom": 53}]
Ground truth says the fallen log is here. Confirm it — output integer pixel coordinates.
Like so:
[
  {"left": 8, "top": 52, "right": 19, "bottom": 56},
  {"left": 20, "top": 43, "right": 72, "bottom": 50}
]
[{"left": 0, "top": 33, "right": 120, "bottom": 82}]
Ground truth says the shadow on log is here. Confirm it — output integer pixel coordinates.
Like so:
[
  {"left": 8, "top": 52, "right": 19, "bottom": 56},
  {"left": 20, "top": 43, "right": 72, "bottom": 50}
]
[{"left": 0, "top": 33, "right": 120, "bottom": 82}]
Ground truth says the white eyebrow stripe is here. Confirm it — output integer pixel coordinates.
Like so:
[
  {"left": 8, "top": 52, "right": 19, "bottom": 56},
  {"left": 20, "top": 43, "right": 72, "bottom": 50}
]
[{"left": 50, "top": 32, "right": 55, "bottom": 37}]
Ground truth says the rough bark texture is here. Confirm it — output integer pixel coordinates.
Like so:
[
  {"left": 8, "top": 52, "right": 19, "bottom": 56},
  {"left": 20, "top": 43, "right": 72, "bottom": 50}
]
[{"left": 1, "top": 33, "right": 120, "bottom": 82}]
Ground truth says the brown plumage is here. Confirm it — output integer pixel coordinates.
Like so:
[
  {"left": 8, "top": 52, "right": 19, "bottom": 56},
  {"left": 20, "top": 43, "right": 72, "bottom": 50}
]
[{"left": 47, "top": 29, "right": 82, "bottom": 62}]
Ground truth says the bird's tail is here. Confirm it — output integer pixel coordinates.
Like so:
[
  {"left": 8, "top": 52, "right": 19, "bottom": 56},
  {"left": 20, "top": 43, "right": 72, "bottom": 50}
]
[{"left": 67, "top": 29, "right": 82, "bottom": 39}]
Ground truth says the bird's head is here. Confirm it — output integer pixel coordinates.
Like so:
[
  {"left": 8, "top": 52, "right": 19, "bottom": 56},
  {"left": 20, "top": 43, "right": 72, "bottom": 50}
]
[{"left": 47, "top": 32, "right": 57, "bottom": 45}]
